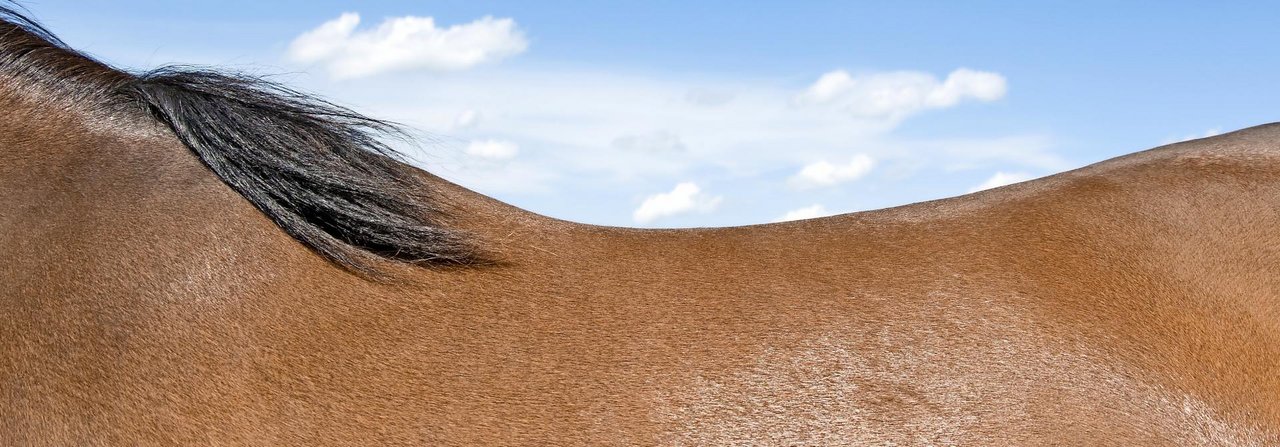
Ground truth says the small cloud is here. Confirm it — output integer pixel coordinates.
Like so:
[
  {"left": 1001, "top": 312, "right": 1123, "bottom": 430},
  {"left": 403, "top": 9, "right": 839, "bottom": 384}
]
[
  {"left": 612, "top": 130, "right": 687, "bottom": 153},
  {"left": 454, "top": 109, "right": 481, "bottom": 130},
  {"left": 774, "top": 204, "right": 833, "bottom": 222},
  {"left": 287, "top": 12, "right": 528, "bottom": 79},
  {"left": 1161, "top": 127, "right": 1221, "bottom": 145},
  {"left": 633, "top": 182, "right": 723, "bottom": 224},
  {"left": 466, "top": 139, "right": 519, "bottom": 160},
  {"left": 684, "top": 88, "right": 735, "bottom": 107},
  {"left": 788, "top": 154, "right": 875, "bottom": 189},
  {"left": 794, "top": 68, "right": 1006, "bottom": 121},
  {"left": 797, "top": 71, "right": 859, "bottom": 105},
  {"left": 968, "top": 171, "right": 1035, "bottom": 193}
]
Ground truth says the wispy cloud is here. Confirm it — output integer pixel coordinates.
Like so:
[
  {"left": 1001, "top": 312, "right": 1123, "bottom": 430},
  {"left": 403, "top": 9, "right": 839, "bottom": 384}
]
[
  {"left": 633, "top": 182, "right": 723, "bottom": 224},
  {"left": 340, "top": 69, "right": 1060, "bottom": 216},
  {"left": 288, "top": 13, "right": 527, "bottom": 79},
  {"left": 794, "top": 68, "right": 1006, "bottom": 121},
  {"left": 355, "top": 70, "right": 890, "bottom": 192},
  {"left": 932, "top": 135, "right": 1070, "bottom": 172}
]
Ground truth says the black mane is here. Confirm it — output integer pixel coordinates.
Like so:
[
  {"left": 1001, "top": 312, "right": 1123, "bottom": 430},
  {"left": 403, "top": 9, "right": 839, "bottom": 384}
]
[{"left": 0, "top": 5, "right": 483, "bottom": 273}]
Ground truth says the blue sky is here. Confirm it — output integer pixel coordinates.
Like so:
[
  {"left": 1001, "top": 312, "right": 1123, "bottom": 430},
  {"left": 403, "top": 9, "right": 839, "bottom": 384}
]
[{"left": 25, "top": 1, "right": 1280, "bottom": 226}]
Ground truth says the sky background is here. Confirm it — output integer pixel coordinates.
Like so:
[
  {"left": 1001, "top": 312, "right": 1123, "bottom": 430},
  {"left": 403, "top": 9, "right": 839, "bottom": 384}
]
[{"left": 21, "top": 1, "right": 1280, "bottom": 227}]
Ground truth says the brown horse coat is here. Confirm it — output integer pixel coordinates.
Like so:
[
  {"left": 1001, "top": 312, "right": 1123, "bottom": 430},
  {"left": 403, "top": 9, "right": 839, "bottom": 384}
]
[{"left": 1, "top": 8, "right": 1277, "bottom": 446}]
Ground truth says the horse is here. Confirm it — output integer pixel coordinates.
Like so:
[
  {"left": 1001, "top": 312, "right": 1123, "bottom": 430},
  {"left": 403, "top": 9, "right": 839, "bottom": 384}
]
[{"left": 1, "top": 6, "right": 1277, "bottom": 446}]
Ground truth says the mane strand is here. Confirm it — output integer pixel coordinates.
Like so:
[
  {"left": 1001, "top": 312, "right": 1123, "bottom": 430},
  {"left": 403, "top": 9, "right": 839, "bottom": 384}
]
[{"left": 1, "top": 4, "right": 484, "bottom": 273}]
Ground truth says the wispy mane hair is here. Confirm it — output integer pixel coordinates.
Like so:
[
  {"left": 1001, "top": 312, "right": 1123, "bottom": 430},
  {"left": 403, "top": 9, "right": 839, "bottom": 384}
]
[{"left": 0, "top": 4, "right": 485, "bottom": 273}]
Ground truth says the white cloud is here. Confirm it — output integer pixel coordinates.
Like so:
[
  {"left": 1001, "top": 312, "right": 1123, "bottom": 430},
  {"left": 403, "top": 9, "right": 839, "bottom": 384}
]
[
  {"left": 612, "top": 130, "right": 686, "bottom": 152},
  {"left": 795, "top": 68, "right": 1006, "bottom": 121},
  {"left": 774, "top": 204, "right": 834, "bottom": 222},
  {"left": 453, "top": 109, "right": 481, "bottom": 130},
  {"left": 796, "top": 71, "right": 857, "bottom": 105},
  {"left": 466, "top": 139, "right": 519, "bottom": 160},
  {"left": 1162, "top": 127, "right": 1221, "bottom": 145},
  {"left": 968, "top": 171, "right": 1036, "bottom": 193},
  {"left": 287, "top": 12, "right": 527, "bottom": 79},
  {"left": 633, "top": 182, "right": 723, "bottom": 223},
  {"left": 788, "top": 154, "right": 875, "bottom": 189}
]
